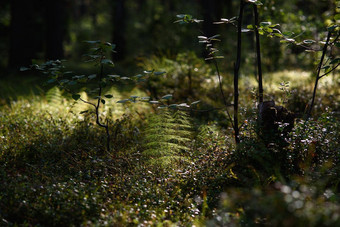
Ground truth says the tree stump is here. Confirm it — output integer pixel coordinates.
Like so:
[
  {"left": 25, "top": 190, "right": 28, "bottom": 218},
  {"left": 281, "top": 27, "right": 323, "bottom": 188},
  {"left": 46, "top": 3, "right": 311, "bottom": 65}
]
[{"left": 258, "top": 100, "right": 295, "bottom": 145}]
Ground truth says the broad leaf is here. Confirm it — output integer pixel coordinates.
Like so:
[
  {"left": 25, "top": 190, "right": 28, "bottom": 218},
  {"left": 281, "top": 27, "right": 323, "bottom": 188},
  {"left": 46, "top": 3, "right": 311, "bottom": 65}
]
[
  {"left": 84, "top": 40, "right": 101, "bottom": 44},
  {"left": 20, "top": 67, "right": 30, "bottom": 71},
  {"left": 104, "top": 94, "right": 113, "bottom": 98},
  {"left": 154, "top": 71, "right": 166, "bottom": 75},
  {"left": 190, "top": 100, "right": 201, "bottom": 106},
  {"left": 330, "top": 58, "right": 340, "bottom": 65},
  {"left": 117, "top": 99, "right": 130, "bottom": 103},
  {"left": 88, "top": 74, "right": 97, "bottom": 79},
  {"left": 161, "top": 94, "right": 173, "bottom": 100},
  {"left": 101, "top": 59, "right": 114, "bottom": 66}
]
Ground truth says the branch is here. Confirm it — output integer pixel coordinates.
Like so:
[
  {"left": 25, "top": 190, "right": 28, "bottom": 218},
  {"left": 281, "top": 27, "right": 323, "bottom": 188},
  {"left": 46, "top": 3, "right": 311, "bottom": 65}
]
[
  {"left": 79, "top": 98, "right": 96, "bottom": 108},
  {"left": 319, "top": 62, "right": 340, "bottom": 79}
]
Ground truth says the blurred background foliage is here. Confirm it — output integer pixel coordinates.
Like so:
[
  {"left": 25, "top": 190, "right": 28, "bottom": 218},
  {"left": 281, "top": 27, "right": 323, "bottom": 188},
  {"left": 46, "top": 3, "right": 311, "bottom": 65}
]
[{"left": 0, "top": 0, "right": 337, "bottom": 73}]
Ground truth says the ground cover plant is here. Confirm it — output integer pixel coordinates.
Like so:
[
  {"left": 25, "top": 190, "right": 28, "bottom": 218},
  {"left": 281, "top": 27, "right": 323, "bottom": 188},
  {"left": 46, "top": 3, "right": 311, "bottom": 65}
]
[{"left": 1, "top": 0, "right": 340, "bottom": 226}]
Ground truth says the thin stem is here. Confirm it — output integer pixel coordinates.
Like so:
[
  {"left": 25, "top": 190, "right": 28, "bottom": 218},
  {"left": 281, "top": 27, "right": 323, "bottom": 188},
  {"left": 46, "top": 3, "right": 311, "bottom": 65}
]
[
  {"left": 79, "top": 97, "right": 96, "bottom": 108},
  {"left": 233, "top": 0, "right": 245, "bottom": 144},
  {"left": 213, "top": 59, "right": 235, "bottom": 129},
  {"left": 319, "top": 62, "right": 340, "bottom": 79},
  {"left": 95, "top": 56, "right": 111, "bottom": 152},
  {"left": 253, "top": 4, "right": 263, "bottom": 103},
  {"left": 306, "top": 30, "right": 332, "bottom": 118}
]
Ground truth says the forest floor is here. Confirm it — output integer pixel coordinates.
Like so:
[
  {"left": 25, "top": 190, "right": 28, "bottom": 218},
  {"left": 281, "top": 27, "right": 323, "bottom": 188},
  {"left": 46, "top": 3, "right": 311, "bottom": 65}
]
[{"left": 0, "top": 70, "right": 339, "bottom": 226}]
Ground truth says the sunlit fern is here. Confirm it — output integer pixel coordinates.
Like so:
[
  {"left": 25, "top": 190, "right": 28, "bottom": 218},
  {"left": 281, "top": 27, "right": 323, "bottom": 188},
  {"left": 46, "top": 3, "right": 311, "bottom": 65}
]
[
  {"left": 142, "top": 110, "right": 194, "bottom": 169},
  {"left": 45, "top": 86, "right": 63, "bottom": 109}
]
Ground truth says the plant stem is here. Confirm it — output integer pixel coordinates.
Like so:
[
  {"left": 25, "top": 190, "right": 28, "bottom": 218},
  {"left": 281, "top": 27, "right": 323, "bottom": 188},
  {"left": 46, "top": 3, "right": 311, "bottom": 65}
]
[
  {"left": 213, "top": 59, "right": 234, "bottom": 129},
  {"left": 306, "top": 30, "right": 332, "bottom": 119},
  {"left": 96, "top": 58, "right": 111, "bottom": 152},
  {"left": 233, "top": 0, "right": 245, "bottom": 144},
  {"left": 253, "top": 4, "right": 263, "bottom": 104}
]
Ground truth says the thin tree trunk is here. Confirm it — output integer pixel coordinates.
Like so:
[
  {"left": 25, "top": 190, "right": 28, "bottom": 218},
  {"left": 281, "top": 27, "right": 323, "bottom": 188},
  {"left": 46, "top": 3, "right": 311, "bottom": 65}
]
[
  {"left": 111, "top": 0, "right": 126, "bottom": 61},
  {"left": 9, "top": 0, "right": 44, "bottom": 69},
  {"left": 233, "top": 0, "right": 245, "bottom": 144},
  {"left": 45, "top": 0, "right": 67, "bottom": 60},
  {"left": 253, "top": 4, "right": 263, "bottom": 103},
  {"left": 307, "top": 30, "right": 332, "bottom": 118}
]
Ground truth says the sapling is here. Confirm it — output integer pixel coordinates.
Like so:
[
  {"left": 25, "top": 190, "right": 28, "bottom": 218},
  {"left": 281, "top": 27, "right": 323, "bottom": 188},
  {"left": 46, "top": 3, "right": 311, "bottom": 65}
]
[{"left": 22, "top": 41, "right": 117, "bottom": 152}]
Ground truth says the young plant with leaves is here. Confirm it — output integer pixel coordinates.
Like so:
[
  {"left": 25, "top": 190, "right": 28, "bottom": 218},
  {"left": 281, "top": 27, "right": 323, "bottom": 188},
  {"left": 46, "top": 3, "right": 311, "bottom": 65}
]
[{"left": 22, "top": 41, "right": 117, "bottom": 152}]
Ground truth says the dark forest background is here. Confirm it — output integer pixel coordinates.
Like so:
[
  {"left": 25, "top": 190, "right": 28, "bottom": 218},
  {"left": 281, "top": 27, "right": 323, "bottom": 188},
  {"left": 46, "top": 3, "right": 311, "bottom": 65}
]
[{"left": 0, "top": 0, "right": 336, "bottom": 74}]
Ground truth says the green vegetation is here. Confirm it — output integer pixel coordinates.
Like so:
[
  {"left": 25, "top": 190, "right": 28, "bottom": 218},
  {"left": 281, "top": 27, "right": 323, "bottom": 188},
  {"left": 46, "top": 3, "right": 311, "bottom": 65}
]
[
  {"left": 1, "top": 0, "right": 340, "bottom": 226},
  {"left": 1, "top": 67, "right": 339, "bottom": 225}
]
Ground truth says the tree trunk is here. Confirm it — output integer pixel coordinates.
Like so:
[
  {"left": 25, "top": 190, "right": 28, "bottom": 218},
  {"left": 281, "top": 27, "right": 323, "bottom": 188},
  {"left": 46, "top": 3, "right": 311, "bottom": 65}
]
[
  {"left": 9, "top": 0, "right": 44, "bottom": 69},
  {"left": 111, "top": 0, "right": 126, "bottom": 61},
  {"left": 45, "top": 1, "right": 67, "bottom": 60}
]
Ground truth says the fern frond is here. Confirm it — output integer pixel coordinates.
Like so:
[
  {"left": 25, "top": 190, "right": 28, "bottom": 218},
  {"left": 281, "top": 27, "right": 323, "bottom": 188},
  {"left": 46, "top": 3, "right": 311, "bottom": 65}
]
[
  {"left": 142, "top": 110, "right": 194, "bottom": 169},
  {"left": 46, "top": 86, "right": 63, "bottom": 109}
]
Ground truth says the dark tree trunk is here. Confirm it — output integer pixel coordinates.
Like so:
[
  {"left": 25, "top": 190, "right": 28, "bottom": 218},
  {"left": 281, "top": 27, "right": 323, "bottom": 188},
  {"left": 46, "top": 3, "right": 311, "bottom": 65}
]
[
  {"left": 9, "top": 0, "right": 44, "bottom": 69},
  {"left": 45, "top": 1, "right": 67, "bottom": 60},
  {"left": 111, "top": 0, "right": 126, "bottom": 61}
]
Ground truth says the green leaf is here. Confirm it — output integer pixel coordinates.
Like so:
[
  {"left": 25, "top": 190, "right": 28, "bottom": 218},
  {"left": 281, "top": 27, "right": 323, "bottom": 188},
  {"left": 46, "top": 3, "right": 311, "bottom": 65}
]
[
  {"left": 178, "top": 103, "right": 190, "bottom": 108},
  {"left": 176, "top": 14, "right": 186, "bottom": 19},
  {"left": 190, "top": 100, "right": 201, "bottom": 106},
  {"left": 88, "top": 74, "right": 97, "bottom": 79},
  {"left": 120, "top": 77, "right": 130, "bottom": 80},
  {"left": 241, "top": 28, "right": 251, "bottom": 33},
  {"left": 134, "top": 74, "right": 144, "bottom": 78},
  {"left": 330, "top": 58, "right": 340, "bottom": 65},
  {"left": 168, "top": 104, "right": 178, "bottom": 109},
  {"left": 84, "top": 40, "right": 101, "bottom": 44},
  {"left": 72, "top": 94, "right": 81, "bottom": 101},
  {"left": 108, "top": 74, "right": 120, "bottom": 79},
  {"left": 246, "top": 0, "right": 263, "bottom": 5},
  {"left": 247, "top": 25, "right": 254, "bottom": 29},
  {"left": 117, "top": 99, "right": 130, "bottom": 103},
  {"left": 334, "top": 14, "right": 340, "bottom": 20},
  {"left": 260, "top": 21, "right": 271, "bottom": 27},
  {"left": 149, "top": 101, "right": 159, "bottom": 104},
  {"left": 101, "top": 99, "right": 106, "bottom": 105},
  {"left": 20, "top": 66, "right": 30, "bottom": 71},
  {"left": 303, "top": 39, "right": 315, "bottom": 44},
  {"left": 104, "top": 94, "right": 113, "bottom": 98},
  {"left": 327, "top": 25, "right": 338, "bottom": 32},
  {"left": 269, "top": 24, "right": 280, "bottom": 28},
  {"left": 282, "top": 31, "right": 294, "bottom": 37},
  {"left": 68, "top": 81, "right": 77, "bottom": 86},
  {"left": 130, "top": 95, "right": 139, "bottom": 99},
  {"left": 80, "top": 110, "right": 89, "bottom": 114},
  {"left": 264, "top": 27, "right": 273, "bottom": 33},
  {"left": 60, "top": 79, "right": 69, "bottom": 84},
  {"left": 47, "top": 78, "right": 56, "bottom": 84},
  {"left": 101, "top": 59, "right": 114, "bottom": 66},
  {"left": 141, "top": 97, "right": 150, "bottom": 101},
  {"left": 73, "top": 75, "right": 86, "bottom": 79},
  {"left": 161, "top": 94, "right": 173, "bottom": 100},
  {"left": 154, "top": 71, "right": 166, "bottom": 75},
  {"left": 143, "top": 70, "right": 154, "bottom": 74}
]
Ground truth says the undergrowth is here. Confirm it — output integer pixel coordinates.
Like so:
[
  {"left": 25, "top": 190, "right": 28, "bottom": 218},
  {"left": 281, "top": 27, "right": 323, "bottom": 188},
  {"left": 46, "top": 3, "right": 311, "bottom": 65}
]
[{"left": 0, "top": 67, "right": 339, "bottom": 226}]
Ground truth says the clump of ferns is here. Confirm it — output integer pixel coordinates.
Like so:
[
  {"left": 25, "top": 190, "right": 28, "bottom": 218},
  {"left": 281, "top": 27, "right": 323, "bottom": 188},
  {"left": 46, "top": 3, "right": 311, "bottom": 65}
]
[{"left": 141, "top": 109, "right": 194, "bottom": 170}]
